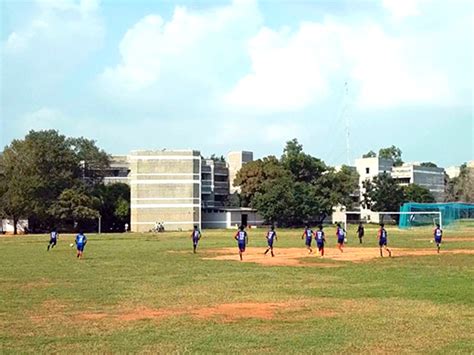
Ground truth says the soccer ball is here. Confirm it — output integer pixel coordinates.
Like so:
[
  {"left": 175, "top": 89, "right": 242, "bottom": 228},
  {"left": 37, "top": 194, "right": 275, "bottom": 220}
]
[
  {"left": 430, "top": 240, "right": 433, "bottom": 243},
  {"left": 70, "top": 243, "right": 74, "bottom": 247}
]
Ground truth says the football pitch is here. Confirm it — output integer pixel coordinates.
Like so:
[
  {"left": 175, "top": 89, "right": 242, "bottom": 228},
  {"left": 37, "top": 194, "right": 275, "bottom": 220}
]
[{"left": 1, "top": 225, "right": 473, "bottom": 353}]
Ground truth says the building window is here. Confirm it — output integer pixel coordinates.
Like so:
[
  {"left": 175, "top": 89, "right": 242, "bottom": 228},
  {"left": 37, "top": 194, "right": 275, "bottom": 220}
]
[{"left": 366, "top": 167, "right": 370, "bottom": 174}]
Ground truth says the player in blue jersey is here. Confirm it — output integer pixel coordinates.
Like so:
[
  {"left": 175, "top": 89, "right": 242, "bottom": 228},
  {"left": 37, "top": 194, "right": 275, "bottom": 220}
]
[
  {"left": 75, "top": 230, "right": 87, "bottom": 259},
  {"left": 234, "top": 225, "right": 248, "bottom": 261},
  {"left": 433, "top": 223, "right": 442, "bottom": 254},
  {"left": 47, "top": 227, "right": 59, "bottom": 251},
  {"left": 335, "top": 223, "right": 346, "bottom": 253},
  {"left": 378, "top": 223, "right": 392, "bottom": 257},
  {"left": 264, "top": 225, "right": 277, "bottom": 257},
  {"left": 191, "top": 225, "right": 201, "bottom": 254},
  {"left": 314, "top": 225, "right": 326, "bottom": 257},
  {"left": 302, "top": 225, "right": 313, "bottom": 254}
]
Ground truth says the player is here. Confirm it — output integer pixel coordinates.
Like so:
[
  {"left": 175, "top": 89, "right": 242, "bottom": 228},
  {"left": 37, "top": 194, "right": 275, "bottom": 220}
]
[
  {"left": 335, "top": 223, "right": 346, "bottom": 253},
  {"left": 301, "top": 225, "right": 313, "bottom": 254},
  {"left": 47, "top": 227, "right": 59, "bottom": 251},
  {"left": 378, "top": 223, "right": 392, "bottom": 257},
  {"left": 264, "top": 225, "right": 277, "bottom": 257},
  {"left": 357, "top": 222, "right": 364, "bottom": 244},
  {"left": 75, "top": 230, "right": 87, "bottom": 259},
  {"left": 234, "top": 225, "right": 248, "bottom": 261},
  {"left": 314, "top": 225, "right": 326, "bottom": 257},
  {"left": 433, "top": 223, "right": 442, "bottom": 254},
  {"left": 191, "top": 225, "right": 201, "bottom": 253}
]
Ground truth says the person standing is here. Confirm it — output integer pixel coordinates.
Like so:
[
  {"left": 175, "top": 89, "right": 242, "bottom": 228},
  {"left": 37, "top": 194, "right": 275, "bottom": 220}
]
[
  {"left": 336, "top": 223, "right": 346, "bottom": 253},
  {"left": 75, "top": 230, "right": 88, "bottom": 259},
  {"left": 433, "top": 223, "right": 442, "bottom": 254},
  {"left": 315, "top": 225, "right": 326, "bottom": 257},
  {"left": 191, "top": 225, "right": 202, "bottom": 254},
  {"left": 302, "top": 225, "right": 313, "bottom": 254},
  {"left": 47, "top": 228, "right": 59, "bottom": 251},
  {"left": 357, "top": 222, "right": 364, "bottom": 244},
  {"left": 234, "top": 225, "right": 248, "bottom": 261},
  {"left": 264, "top": 225, "right": 277, "bottom": 257},
  {"left": 378, "top": 223, "right": 392, "bottom": 257}
]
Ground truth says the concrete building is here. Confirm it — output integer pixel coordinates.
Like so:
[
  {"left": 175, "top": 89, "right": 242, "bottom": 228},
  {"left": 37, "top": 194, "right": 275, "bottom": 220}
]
[
  {"left": 103, "top": 155, "right": 130, "bottom": 185},
  {"left": 129, "top": 150, "right": 201, "bottom": 232},
  {"left": 201, "top": 159, "right": 229, "bottom": 209},
  {"left": 354, "top": 157, "right": 394, "bottom": 222},
  {"left": 349, "top": 157, "right": 447, "bottom": 222},
  {"left": 227, "top": 151, "right": 253, "bottom": 193},
  {"left": 202, "top": 208, "right": 262, "bottom": 229},
  {"left": 108, "top": 149, "right": 258, "bottom": 231},
  {"left": 392, "top": 163, "right": 445, "bottom": 201}
]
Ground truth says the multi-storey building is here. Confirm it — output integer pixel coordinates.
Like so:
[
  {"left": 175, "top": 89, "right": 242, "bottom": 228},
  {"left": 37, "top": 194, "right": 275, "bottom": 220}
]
[
  {"left": 391, "top": 164, "right": 445, "bottom": 202},
  {"left": 129, "top": 150, "right": 201, "bottom": 232},
  {"left": 105, "top": 150, "right": 258, "bottom": 231},
  {"left": 227, "top": 151, "right": 253, "bottom": 193}
]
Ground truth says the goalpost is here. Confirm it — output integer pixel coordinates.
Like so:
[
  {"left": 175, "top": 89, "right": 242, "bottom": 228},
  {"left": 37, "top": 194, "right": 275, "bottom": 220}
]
[{"left": 342, "top": 211, "right": 443, "bottom": 232}]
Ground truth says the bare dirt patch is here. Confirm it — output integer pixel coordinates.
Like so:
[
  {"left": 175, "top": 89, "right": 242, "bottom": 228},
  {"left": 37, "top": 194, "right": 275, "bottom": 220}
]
[
  {"left": 72, "top": 301, "right": 309, "bottom": 324},
  {"left": 202, "top": 247, "right": 474, "bottom": 266},
  {"left": 20, "top": 278, "right": 53, "bottom": 290},
  {"left": 414, "top": 237, "right": 474, "bottom": 242}
]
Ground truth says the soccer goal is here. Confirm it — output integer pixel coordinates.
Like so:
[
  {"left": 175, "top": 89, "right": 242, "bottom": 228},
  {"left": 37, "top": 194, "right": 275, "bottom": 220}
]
[{"left": 342, "top": 211, "right": 442, "bottom": 232}]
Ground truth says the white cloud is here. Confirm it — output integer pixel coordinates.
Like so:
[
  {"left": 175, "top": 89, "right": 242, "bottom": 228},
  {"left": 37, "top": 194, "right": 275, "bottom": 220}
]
[
  {"left": 98, "top": 0, "right": 262, "bottom": 98},
  {"left": 225, "top": 13, "right": 461, "bottom": 112},
  {"left": 22, "top": 107, "right": 65, "bottom": 131},
  {"left": 382, "top": 0, "right": 422, "bottom": 19}
]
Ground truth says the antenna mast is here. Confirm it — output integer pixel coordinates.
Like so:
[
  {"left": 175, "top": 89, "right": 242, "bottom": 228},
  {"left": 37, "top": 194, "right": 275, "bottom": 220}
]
[{"left": 343, "top": 81, "right": 350, "bottom": 165}]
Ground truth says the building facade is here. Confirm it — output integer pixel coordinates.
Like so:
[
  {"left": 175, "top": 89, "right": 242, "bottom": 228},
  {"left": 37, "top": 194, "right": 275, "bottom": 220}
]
[
  {"left": 129, "top": 150, "right": 201, "bottom": 232},
  {"left": 107, "top": 150, "right": 256, "bottom": 231},
  {"left": 392, "top": 164, "right": 445, "bottom": 201},
  {"left": 227, "top": 151, "right": 253, "bottom": 193}
]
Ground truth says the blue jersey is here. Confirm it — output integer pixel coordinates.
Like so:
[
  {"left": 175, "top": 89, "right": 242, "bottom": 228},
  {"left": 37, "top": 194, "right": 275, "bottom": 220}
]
[
  {"left": 315, "top": 230, "right": 325, "bottom": 242},
  {"left": 192, "top": 230, "right": 201, "bottom": 239},
  {"left": 337, "top": 227, "right": 345, "bottom": 238},
  {"left": 76, "top": 234, "right": 87, "bottom": 245},
  {"left": 236, "top": 231, "right": 247, "bottom": 242},
  {"left": 304, "top": 229, "right": 313, "bottom": 238},
  {"left": 434, "top": 228, "right": 442, "bottom": 238},
  {"left": 50, "top": 231, "right": 58, "bottom": 240},
  {"left": 379, "top": 228, "right": 387, "bottom": 240},
  {"left": 267, "top": 231, "right": 276, "bottom": 241}
]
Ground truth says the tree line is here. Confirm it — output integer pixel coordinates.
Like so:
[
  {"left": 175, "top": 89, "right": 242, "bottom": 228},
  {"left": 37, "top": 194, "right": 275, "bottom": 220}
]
[
  {"left": 0, "top": 130, "right": 130, "bottom": 234},
  {"left": 233, "top": 140, "right": 472, "bottom": 227}
]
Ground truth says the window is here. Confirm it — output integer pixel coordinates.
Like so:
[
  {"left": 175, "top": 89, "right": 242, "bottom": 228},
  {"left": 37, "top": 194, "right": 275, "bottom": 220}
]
[{"left": 366, "top": 167, "right": 370, "bottom": 174}]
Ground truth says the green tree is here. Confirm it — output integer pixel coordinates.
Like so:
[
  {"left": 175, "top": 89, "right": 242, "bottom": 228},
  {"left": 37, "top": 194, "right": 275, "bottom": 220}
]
[
  {"left": 420, "top": 162, "right": 437, "bottom": 168},
  {"left": 379, "top": 145, "right": 403, "bottom": 166},
  {"left": 93, "top": 183, "right": 130, "bottom": 231},
  {"left": 362, "top": 173, "right": 405, "bottom": 215},
  {"left": 48, "top": 188, "right": 100, "bottom": 229},
  {"left": 0, "top": 130, "right": 78, "bottom": 232},
  {"left": 0, "top": 130, "right": 111, "bottom": 233},
  {"left": 446, "top": 164, "right": 474, "bottom": 202},
  {"left": 281, "top": 138, "right": 327, "bottom": 183},
  {"left": 403, "top": 184, "right": 435, "bottom": 203},
  {"left": 362, "top": 150, "right": 376, "bottom": 158},
  {"left": 252, "top": 176, "right": 297, "bottom": 226},
  {"left": 68, "top": 137, "right": 110, "bottom": 184},
  {"left": 234, "top": 156, "right": 289, "bottom": 206}
]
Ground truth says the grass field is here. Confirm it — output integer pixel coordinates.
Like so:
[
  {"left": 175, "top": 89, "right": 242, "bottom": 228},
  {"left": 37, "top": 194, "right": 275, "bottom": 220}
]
[{"left": 1, "top": 224, "right": 473, "bottom": 353}]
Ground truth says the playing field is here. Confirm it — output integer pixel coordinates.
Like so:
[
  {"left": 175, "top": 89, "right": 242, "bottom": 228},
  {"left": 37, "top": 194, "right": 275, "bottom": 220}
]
[{"left": 1, "top": 225, "right": 473, "bottom": 353}]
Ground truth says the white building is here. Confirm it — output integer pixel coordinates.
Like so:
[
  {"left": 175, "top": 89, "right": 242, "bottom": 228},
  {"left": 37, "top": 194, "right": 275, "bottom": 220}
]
[
  {"left": 354, "top": 157, "right": 394, "bottom": 222},
  {"left": 392, "top": 163, "right": 445, "bottom": 201},
  {"left": 227, "top": 151, "right": 253, "bottom": 194},
  {"left": 445, "top": 166, "right": 461, "bottom": 179}
]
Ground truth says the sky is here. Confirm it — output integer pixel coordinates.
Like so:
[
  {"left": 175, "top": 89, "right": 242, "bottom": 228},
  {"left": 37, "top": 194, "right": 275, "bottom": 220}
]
[{"left": 1, "top": 0, "right": 472, "bottom": 168}]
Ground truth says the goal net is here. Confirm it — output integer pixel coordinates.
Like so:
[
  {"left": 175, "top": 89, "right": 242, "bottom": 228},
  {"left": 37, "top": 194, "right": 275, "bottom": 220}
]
[{"left": 399, "top": 202, "right": 474, "bottom": 229}]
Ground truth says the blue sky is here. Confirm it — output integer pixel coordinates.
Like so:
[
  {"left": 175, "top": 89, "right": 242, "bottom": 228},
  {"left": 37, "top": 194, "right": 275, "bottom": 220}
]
[{"left": 1, "top": 0, "right": 472, "bottom": 167}]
